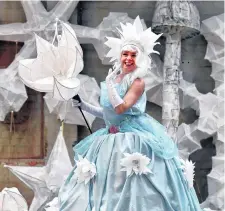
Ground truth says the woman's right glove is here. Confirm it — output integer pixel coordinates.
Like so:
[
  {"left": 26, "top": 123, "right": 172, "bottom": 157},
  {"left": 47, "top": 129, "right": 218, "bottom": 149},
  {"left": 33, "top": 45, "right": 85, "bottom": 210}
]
[
  {"left": 72, "top": 95, "right": 103, "bottom": 119},
  {"left": 106, "top": 68, "right": 124, "bottom": 108}
]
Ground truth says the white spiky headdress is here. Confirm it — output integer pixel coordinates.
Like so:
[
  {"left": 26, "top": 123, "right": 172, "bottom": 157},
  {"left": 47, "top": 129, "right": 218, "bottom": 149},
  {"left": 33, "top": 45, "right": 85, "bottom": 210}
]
[{"left": 105, "top": 16, "right": 162, "bottom": 64}]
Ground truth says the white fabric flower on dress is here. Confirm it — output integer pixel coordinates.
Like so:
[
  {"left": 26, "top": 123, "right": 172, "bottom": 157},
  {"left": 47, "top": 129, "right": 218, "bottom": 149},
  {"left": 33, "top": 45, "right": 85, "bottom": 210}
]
[
  {"left": 120, "top": 152, "right": 152, "bottom": 177},
  {"left": 74, "top": 155, "right": 96, "bottom": 184},
  {"left": 180, "top": 159, "right": 195, "bottom": 188}
]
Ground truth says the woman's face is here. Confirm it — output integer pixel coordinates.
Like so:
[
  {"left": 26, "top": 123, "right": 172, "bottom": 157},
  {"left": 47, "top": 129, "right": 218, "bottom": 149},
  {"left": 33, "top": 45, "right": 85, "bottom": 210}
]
[{"left": 120, "top": 50, "right": 137, "bottom": 74}]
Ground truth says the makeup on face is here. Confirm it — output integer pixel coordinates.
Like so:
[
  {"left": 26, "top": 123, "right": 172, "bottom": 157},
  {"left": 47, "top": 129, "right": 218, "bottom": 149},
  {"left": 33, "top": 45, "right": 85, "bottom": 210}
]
[{"left": 120, "top": 50, "right": 137, "bottom": 74}]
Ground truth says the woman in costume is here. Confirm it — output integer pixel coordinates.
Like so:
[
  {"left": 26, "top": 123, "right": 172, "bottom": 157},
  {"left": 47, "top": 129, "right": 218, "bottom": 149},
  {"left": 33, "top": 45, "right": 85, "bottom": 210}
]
[{"left": 59, "top": 16, "right": 202, "bottom": 211}]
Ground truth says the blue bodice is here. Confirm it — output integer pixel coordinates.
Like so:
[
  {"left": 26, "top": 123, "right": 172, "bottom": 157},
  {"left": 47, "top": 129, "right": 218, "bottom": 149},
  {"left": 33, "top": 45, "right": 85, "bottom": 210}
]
[
  {"left": 100, "top": 81, "right": 146, "bottom": 127},
  {"left": 98, "top": 80, "right": 178, "bottom": 159}
]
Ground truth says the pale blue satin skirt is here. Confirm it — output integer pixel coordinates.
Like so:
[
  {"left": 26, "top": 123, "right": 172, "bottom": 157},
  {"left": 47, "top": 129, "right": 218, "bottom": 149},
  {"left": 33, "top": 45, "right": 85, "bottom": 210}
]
[{"left": 59, "top": 114, "right": 202, "bottom": 211}]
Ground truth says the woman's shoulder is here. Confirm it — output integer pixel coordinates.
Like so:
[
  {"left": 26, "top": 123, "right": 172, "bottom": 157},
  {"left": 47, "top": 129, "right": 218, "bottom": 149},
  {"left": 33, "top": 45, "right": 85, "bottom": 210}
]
[
  {"left": 132, "top": 78, "right": 145, "bottom": 85},
  {"left": 130, "top": 78, "right": 145, "bottom": 91}
]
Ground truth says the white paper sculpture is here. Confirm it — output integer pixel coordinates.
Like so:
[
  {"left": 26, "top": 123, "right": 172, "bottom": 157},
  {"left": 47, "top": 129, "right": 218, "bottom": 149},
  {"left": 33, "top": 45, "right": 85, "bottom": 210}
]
[
  {"left": 0, "top": 76, "right": 27, "bottom": 121},
  {"left": 18, "top": 21, "right": 83, "bottom": 101},
  {"left": 178, "top": 80, "right": 224, "bottom": 211},
  {"left": 175, "top": 13, "right": 224, "bottom": 210},
  {"left": 204, "top": 41, "right": 224, "bottom": 63},
  {"left": 0, "top": 1, "right": 78, "bottom": 82},
  {"left": 145, "top": 54, "right": 164, "bottom": 106},
  {"left": 203, "top": 14, "right": 224, "bottom": 99},
  {"left": 44, "top": 74, "right": 100, "bottom": 127},
  {"left": 201, "top": 13, "right": 224, "bottom": 45},
  {"left": 0, "top": 1, "right": 81, "bottom": 119},
  {"left": 5, "top": 127, "right": 73, "bottom": 211},
  {"left": 210, "top": 57, "right": 224, "bottom": 89},
  {"left": 200, "top": 13, "right": 225, "bottom": 211},
  {"left": 0, "top": 187, "right": 28, "bottom": 211},
  {"left": 178, "top": 80, "right": 224, "bottom": 158}
]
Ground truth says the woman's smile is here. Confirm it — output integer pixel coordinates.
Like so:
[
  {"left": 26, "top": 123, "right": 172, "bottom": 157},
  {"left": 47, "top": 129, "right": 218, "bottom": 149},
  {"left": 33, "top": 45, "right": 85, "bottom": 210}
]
[{"left": 121, "top": 50, "right": 137, "bottom": 73}]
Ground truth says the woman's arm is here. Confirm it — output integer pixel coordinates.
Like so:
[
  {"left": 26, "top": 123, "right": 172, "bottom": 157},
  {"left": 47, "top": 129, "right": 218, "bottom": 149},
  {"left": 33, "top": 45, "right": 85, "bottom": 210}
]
[
  {"left": 80, "top": 100, "right": 103, "bottom": 119},
  {"left": 106, "top": 68, "right": 145, "bottom": 115},
  {"left": 72, "top": 95, "right": 103, "bottom": 119},
  {"left": 114, "top": 78, "right": 145, "bottom": 114}
]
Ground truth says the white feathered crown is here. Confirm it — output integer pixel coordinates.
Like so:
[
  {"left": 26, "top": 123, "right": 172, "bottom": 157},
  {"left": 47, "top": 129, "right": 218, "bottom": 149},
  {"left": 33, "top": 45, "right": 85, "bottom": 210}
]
[{"left": 105, "top": 16, "right": 162, "bottom": 63}]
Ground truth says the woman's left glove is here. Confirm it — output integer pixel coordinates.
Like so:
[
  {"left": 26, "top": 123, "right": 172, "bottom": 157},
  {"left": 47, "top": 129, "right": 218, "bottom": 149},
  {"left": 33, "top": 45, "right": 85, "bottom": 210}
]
[
  {"left": 72, "top": 94, "right": 82, "bottom": 106},
  {"left": 72, "top": 94, "right": 103, "bottom": 119},
  {"left": 106, "top": 68, "right": 124, "bottom": 108}
]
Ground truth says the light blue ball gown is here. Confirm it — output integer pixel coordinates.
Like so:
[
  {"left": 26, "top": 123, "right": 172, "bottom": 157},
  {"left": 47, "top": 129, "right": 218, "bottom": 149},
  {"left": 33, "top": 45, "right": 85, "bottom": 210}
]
[{"left": 59, "top": 80, "right": 202, "bottom": 211}]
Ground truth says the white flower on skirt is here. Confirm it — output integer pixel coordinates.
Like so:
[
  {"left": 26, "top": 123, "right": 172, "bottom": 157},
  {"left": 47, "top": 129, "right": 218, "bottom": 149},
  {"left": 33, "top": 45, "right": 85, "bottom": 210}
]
[
  {"left": 180, "top": 159, "right": 195, "bottom": 188},
  {"left": 120, "top": 152, "right": 152, "bottom": 177},
  {"left": 74, "top": 155, "right": 96, "bottom": 184}
]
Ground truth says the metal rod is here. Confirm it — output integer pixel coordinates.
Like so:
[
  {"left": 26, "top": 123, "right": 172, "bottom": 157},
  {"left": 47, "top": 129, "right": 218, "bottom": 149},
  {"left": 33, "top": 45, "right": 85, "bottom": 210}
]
[
  {"left": 78, "top": 106, "right": 92, "bottom": 134},
  {"left": 73, "top": 94, "right": 93, "bottom": 134}
]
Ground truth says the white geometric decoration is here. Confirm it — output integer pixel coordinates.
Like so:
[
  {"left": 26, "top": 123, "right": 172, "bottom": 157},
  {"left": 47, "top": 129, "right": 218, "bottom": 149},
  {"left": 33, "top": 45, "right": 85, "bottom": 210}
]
[
  {"left": 178, "top": 79, "right": 224, "bottom": 158},
  {"left": 44, "top": 74, "right": 100, "bottom": 127},
  {"left": 144, "top": 54, "right": 164, "bottom": 105},
  {"left": 0, "top": 76, "right": 27, "bottom": 121},
  {"left": 0, "top": 187, "right": 28, "bottom": 211},
  {"left": 0, "top": 1, "right": 79, "bottom": 82},
  {"left": 0, "top": 1, "right": 79, "bottom": 121},
  {"left": 200, "top": 13, "right": 225, "bottom": 211},
  {"left": 5, "top": 127, "right": 73, "bottom": 211},
  {"left": 210, "top": 57, "right": 224, "bottom": 93},
  {"left": 201, "top": 13, "right": 224, "bottom": 45},
  {"left": 174, "top": 13, "right": 224, "bottom": 211},
  {"left": 18, "top": 21, "right": 83, "bottom": 101}
]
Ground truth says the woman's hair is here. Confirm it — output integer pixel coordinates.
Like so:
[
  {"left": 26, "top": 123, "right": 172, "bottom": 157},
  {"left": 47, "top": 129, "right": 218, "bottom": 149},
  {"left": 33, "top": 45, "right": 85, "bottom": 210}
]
[{"left": 118, "top": 44, "right": 151, "bottom": 87}]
